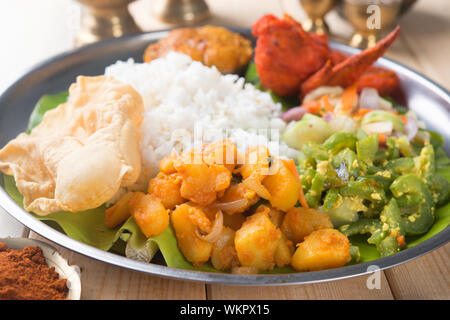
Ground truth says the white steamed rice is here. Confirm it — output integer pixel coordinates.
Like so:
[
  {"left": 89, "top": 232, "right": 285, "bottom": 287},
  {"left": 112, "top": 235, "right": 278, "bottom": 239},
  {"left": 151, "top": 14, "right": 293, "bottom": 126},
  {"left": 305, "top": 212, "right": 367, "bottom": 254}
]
[{"left": 105, "top": 52, "right": 299, "bottom": 188}]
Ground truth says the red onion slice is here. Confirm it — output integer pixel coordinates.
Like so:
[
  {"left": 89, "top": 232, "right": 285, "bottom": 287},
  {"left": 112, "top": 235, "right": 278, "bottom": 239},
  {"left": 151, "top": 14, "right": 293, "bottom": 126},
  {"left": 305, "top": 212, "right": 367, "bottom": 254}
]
[{"left": 280, "top": 106, "right": 308, "bottom": 122}]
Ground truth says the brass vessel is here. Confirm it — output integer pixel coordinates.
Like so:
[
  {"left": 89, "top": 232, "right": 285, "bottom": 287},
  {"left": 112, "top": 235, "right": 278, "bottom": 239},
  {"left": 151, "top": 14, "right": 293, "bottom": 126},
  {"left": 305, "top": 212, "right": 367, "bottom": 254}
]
[
  {"left": 152, "top": 0, "right": 210, "bottom": 25},
  {"left": 299, "top": 0, "right": 336, "bottom": 35},
  {"left": 75, "top": 0, "right": 141, "bottom": 46},
  {"left": 343, "top": 0, "right": 401, "bottom": 48}
]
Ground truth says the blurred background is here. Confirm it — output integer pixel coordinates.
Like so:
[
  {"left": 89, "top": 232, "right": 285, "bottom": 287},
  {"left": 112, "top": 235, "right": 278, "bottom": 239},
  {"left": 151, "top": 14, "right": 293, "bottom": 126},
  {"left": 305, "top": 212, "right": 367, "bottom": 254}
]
[{"left": 0, "top": 0, "right": 449, "bottom": 95}]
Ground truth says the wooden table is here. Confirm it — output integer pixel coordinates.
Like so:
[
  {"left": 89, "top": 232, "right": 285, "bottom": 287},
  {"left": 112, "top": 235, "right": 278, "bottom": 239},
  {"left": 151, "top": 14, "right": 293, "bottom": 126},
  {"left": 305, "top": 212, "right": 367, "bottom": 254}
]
[{"left": 0, "top": 0, "right": 449, "bottom": 300}]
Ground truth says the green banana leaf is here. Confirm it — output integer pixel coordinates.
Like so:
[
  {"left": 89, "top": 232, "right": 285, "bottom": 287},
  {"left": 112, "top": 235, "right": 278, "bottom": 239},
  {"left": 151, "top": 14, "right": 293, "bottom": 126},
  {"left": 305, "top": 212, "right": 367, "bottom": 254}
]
[{"left": 27, "top": 91, "right": 69, "bottom": 133}]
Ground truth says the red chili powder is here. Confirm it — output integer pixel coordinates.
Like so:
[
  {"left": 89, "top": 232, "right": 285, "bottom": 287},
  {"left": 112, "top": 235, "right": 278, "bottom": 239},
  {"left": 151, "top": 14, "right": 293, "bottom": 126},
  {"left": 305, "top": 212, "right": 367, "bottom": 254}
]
[{"left": 0, "top": 242, "right": 68, "bottom": 300}]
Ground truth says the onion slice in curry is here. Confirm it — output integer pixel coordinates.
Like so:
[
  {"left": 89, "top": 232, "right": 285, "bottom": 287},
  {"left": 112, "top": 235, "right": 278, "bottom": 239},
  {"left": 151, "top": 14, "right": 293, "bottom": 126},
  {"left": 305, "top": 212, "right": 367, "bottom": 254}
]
[{"left": 195, "top": 210, "right": 224, "bottom": 243}]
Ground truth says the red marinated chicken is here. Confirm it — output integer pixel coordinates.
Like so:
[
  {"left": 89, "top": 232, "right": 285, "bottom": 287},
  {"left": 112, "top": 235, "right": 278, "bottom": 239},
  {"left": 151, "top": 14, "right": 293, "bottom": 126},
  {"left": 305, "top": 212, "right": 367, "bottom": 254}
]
[
  {"left": 252, "top": 14, "right": 402, "bottom": 100},
  {"left": 252, "top": 14, "right": 330, "bottom": 97}
]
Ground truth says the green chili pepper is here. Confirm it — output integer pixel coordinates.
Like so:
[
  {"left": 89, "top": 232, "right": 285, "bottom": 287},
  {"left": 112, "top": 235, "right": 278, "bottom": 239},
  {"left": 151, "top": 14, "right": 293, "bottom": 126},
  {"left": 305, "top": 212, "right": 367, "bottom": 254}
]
[
  {"left": 386, "top": 136, "right": 399, "bottom": 160},
  {"left": 332, "top": 148, "right": 360, "bottom": 178},
  {"left": 430, "top": 174, "right": 450, "bottom": 206},
  {"left": 413, "top": 144, "right": 435, "bottom": 185},
  {"left": 339, "top": 218, "right": 382, "bottom": 237},
  {"left": 349, "top": 245, "right": 361, "bottom": 264},
  {"left": 305, "top": 172, "right": 325, "bottom": 208},
  {"left": 378, "top": 235, "right": 401, "bottom": 257},
  {"left": 385, "top": 157, "right": 415, "bottom": 175},
  {"left": 322, "top": 132, "right": 357, "bottom": 154},
  {"left": 339, "top": 180, "right": 386, "bottom": 206},
  {"left": 390, "top": 174, "right": 434, "bottom": 235},
  {"left": 396, "top": 135, "right": 414, "bottom": 157},
  {"left": 356, "top": 134, "right": 378, "bottom": 165},
  {"left": 301, "top": 142, "right": 329, "bottom": 162},
  {"left": 323, "top": 188, "right": 339, "bottom": 210}
]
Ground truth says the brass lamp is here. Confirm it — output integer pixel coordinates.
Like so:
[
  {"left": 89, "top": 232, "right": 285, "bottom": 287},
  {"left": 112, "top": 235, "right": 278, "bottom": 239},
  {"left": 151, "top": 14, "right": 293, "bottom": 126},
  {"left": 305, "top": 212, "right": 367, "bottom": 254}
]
[
  {"left": 299, "top": 0, "right": 336, "bottom": 35},
  {"left": 152, "top": 0, "right": 210, "bottom": 25},
  {"left": 343, "top": 0, "right": 402, "bottom": 48},
  {"left": 74, "top": 0, "right": 141, "bottom": 46}
]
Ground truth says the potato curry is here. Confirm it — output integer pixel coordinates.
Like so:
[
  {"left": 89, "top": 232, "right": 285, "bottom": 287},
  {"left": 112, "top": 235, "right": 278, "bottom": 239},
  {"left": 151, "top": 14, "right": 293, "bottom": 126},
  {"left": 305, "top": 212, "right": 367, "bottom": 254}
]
[{"left": 105, "top": 140, "right": 351, "bottom": 273}]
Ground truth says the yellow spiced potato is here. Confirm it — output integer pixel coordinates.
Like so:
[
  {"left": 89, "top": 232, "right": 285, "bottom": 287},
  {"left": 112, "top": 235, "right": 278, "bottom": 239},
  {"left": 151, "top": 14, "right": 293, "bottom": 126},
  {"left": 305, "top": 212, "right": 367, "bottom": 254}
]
[
  {"left": 263, "top": 160, "right": 301, "bottom": 211},
  {"left": 200, "top": 139, "right": 238, "bottom": 172},
  {"left": 217, "top": 183, "right": 259, "bottom": 215},
  {"left": 171, "top": 203, "right": 213, "bottom": 267},
  {"left": 234, "top": 206, "right": 282, "bottom": 271},
  {"left": 148, "top": 172, "right": 184, "bottom": 209},
  {"left": 211, "top": 227, "right": 237, "bottom": 271},
  {"left": 274, "top": 235, "right": 294, "bottom": 267},
  {"left": 281, "top": 207, "right": 333, "bottom": 244},
  {"left": 240, "top": 146, "right": 272, "bottom": 199},
  {"left": 129, "top": 192, "right": 169, "bottom": 238},
  {"left": 291, "top": 229, "right": 351, "bottom": 272},
  {"left": 177, "top": 162, "right": 231, "bottom": 206}
]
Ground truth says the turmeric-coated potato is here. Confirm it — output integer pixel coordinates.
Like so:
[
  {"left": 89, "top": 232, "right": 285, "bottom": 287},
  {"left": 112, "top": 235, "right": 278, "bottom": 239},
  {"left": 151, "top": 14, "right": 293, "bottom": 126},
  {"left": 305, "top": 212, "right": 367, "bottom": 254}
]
[
  {"left": 129, "top": 192, "right": 169, "bottom": 238},
  {"left": 218, "top": 183, "right": 259, "bottom": 215},
  {"left": 148, "top": 172, "right": 184, "bottom": 209},
  {"left": 262, "top": 160, "right": 300, "bottom": 211},
  {"left": 274, "top": 234, "right": 294, "bottom": 268},
  {"left": 159, "top": 152, "right": 179, "bottom": 174},
  {"left": 291, "top": 229, "right": 351, "bottom": 272},
  {"left": 240, "top": 146, "right": 270, "bottom": 180},
  {"left": 200, "top": 139, "right": 238, "bottom": 172},
  {"left": 281, "top": 207, "right": 332, "bottom": 244},
  {"left": 171, "top": 203, "right": 213, "bottom": 267},
  {"left": 234, "top": 209, "right": 282, "bottom": 271},
  {"left": 211, "top": 227, "right": 237, "bottom": 271},
  {"left": 176, "top": 162, "right": 231, "bottom": 206}
]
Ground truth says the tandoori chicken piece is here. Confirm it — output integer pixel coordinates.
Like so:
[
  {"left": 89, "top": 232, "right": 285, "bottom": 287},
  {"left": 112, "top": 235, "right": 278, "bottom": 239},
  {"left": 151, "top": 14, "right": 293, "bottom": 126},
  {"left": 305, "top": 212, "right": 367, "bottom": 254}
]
[
  {"left": 143, "top": 25, "right": 253, "bottom": 74},
  {"left": 252, "top": 14, "right": 330, "bottom": 97},
  {"left": 300, "top": 26, "right": 401, "bottom": 97},
  {"left": 252, "top": 14, "right": 402, "bottom": 100}
]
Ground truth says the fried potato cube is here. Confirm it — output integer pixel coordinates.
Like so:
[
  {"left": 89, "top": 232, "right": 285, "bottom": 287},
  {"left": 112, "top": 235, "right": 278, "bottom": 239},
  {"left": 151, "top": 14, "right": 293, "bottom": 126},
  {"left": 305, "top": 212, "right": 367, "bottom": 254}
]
[
  {"left": 263, "top": 160, "right": 301, "bottom": 211},
  {"left": 281, "top": 207, "right": 332, "bottom": 244},
  {"left": 159, "top": 152, "right": 179, "bottom": 174},
  {"left": 211, "top": 227, "right": 237, "bottom": 271},
  {"left": 171, "top": 203, "right": 213, "bottom": 267},
  {"left": 274, "top": 235, "right": 294, "bottom": 268},
  {"left": 177, "top": 162, "right": 231, "bottom": 206},
  {"left": 240, "top": 146, "right": 270, "bottom": 180},
  {"left": 291, "top": 229, "right": 351, "bottom": 271},
  {"left": 234, "top": 209, "right": 282, "bottom": 271},
  {"left": 104, "top": 192, "right": 134, "bottom": 228},
  {"left": 148, "top": 172, "right": 184, "bottom": 209},
  {"left": 200, "top": 139, "right": 238, "bottom": 172},
  {"left": 218, "top": 183, "right": 259, "bottom": 215},
  {"left": 129, "top": 192, "right": 169, "bottom": 238}
]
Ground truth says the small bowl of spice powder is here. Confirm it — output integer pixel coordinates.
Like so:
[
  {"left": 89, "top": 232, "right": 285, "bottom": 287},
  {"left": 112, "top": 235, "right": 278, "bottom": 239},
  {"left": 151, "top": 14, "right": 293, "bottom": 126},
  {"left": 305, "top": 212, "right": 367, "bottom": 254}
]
[{"left": 0, "top": 238, "right": 81, "bottom": 300}]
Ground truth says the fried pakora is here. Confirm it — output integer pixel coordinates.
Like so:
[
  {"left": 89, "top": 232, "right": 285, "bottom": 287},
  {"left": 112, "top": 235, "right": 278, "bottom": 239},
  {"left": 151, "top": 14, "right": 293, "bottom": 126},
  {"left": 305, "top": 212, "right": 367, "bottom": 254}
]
[{"left": 143, "top": 25, "right": 253, "bottom": 74}]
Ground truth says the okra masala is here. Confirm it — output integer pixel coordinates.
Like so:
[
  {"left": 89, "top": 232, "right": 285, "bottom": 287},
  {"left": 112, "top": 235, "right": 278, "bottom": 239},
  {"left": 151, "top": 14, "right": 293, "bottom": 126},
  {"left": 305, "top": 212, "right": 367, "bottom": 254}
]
[{"left": 0, "top": 15, "right": 449, "bottom": 274}]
